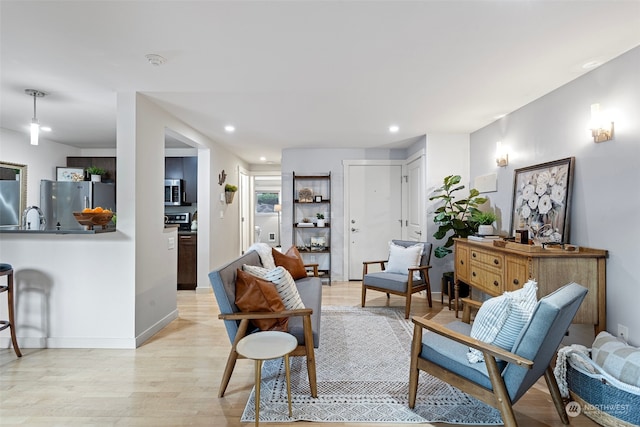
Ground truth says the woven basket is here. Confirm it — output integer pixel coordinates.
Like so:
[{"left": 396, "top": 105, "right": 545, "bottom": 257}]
[{"left": 567, "top": 361, "right": 640, "bottom": 426}]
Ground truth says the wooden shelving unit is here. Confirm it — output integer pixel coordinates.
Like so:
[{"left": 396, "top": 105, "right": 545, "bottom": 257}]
[{"left": 292, "top": 172, "right": 331, "bottom": 284}]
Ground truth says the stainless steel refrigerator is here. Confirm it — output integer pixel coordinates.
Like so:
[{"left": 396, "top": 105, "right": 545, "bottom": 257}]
[{"left": 40, "top": 180, "right": 116, "bottom": 230}]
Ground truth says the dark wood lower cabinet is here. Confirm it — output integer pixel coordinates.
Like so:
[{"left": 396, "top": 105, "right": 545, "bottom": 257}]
[{"left": 177, "top": 233, "right": 197, "bottom": 290}]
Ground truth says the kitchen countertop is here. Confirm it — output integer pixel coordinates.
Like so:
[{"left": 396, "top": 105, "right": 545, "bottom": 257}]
[{"left": 0, "top": 226, "right": 116, "bottom": 235}]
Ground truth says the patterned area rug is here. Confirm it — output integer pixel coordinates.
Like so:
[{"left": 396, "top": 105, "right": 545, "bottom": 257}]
[{"left": 241, "top": 306, "right": 503, "bottom": 424}]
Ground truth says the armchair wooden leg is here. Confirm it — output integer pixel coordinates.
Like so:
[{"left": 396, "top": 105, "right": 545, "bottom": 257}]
[
  {"left": 218, "top": 319, "right": 250, "bottom": 398},
  {"left": 484, "top": 355, "right": 518, "bottom": 427},
  {"left": 404, "top": 293, "right": 411, "bottom": 319},
  {"left": 361, "top": 285, "right": 366, "bottom": 308},
  {"left": 424, "top": 276, "right": 432, "bottom": 308},
  {"left": 408, "top": 323, "right": 422, "bottom": 408},
  {"left": 544, "top": 366, "right": 570, "bottom": 424},
  {"left": 219, "top": 349, "right": 239, "bottom": 398},
  {"left": 303, "top": 315, "right": 318, "bottom": 398}
]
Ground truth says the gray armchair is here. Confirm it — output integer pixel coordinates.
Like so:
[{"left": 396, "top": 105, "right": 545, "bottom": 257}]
[
  {"left": 362, "top": 240, "right": 433, "bottom": 319},
  {"left": 409, "top": 282, "right": 588, "bottom": 427}
]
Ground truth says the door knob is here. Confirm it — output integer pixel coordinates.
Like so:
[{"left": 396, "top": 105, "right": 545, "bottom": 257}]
[
  {"left": 351, "top": 228, "right": 359, "bottom": 232},
  {"left": 415, "top": 230, "right": 422, "bottom": 235},
  {"left": 351, "top": 219, "right": 356, "bottom": 224}
]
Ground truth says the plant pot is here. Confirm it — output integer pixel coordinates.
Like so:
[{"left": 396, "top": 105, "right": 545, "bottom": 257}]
[
  {"left": 478, "top": 224, "right": 493, "bottom": 236},
  {"left": 91, "top": 174, "right": 102, "bottom": 182},
  {"left": 317, "top": 219, "right": 325, "bottom": 227},
  {"left": 225, "top": 191, "right": 236, "bottom": 204}
]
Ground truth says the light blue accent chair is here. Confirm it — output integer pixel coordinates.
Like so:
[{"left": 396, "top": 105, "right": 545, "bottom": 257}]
[
  {"left": 361, "top": 240, "right": 433, "bottom": 319},
  {"left": 409, "top": 282, "right": 588, "bottom": 427}
]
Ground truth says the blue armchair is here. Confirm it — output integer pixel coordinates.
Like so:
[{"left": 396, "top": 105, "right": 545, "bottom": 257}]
[{"left": 409, "top": 282, "right": 588, "bottom": 426}]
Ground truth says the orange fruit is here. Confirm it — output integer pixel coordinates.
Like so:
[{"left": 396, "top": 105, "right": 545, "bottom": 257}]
[
  {"left": 103, "top": 209, "right": 112, "bottom": 214},
  {"left": 82, "top": 207, "right": 92, "bottom": 213},
  {"left": 94, "top": 207, "right": 104, "bottom": 213}
]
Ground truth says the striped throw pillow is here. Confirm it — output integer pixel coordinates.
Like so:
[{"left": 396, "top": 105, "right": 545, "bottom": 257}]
[
  {"left": 468, "top": 294, "right": 512, "bottom": 363},
  {"left": 242, "top": 265, "right": 305, "bottom": 310},
  {"left": 492, "top": 280, "right": 538, "bottom": 351}
]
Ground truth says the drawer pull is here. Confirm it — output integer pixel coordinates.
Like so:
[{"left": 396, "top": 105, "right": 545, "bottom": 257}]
[
  {"left": 472, "top": 271, "right": 476, "bottom": 277},
  {"left": 513, "top": 279, "right": 520, "bottom": 285},
  {"left": 493, "top": 280, "right": 499, "bottom": 286},
  {"left": 460, "top": 260, "right": 464, "bottom": 265},
  {"left": 494, "top": 259, "right": 499, "bottom": 265},
  {"left": 472, "top": 253, "right": 477, "bottom": 258}
]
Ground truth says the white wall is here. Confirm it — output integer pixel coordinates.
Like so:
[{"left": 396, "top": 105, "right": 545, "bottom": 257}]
[
  {"left": 470, "top": 46, "right": 640, "bottom": 346},
  {"left": 425, "top": 134, "right": 471, "bottom": 290}
]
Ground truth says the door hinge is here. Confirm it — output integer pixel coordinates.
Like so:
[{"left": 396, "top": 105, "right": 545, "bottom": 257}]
[{"left": 403, "top": 175, "right": 408, "bottom": 183}]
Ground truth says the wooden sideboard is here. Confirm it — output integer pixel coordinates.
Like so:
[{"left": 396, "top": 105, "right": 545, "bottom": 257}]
[{"left": 453, "top": 238, "right": 607, "bottom": 334}]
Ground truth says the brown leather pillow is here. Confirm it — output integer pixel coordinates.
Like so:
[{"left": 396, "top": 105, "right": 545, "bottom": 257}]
[
  {"left": 235, "top": 269, "right": 288, "bottom": 331},
  {"left": 272, "top": 246, "right": 307, "bottom": 280}
]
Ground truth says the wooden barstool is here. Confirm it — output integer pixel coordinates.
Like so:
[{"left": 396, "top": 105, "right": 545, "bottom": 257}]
[{"left": 0, "top": 263, "right": 22, "bottom": 357}]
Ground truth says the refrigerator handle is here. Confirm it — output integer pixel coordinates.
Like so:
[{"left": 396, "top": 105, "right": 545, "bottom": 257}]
[{"left": 84, "top": 196, "right": 90, "bottom": 209}]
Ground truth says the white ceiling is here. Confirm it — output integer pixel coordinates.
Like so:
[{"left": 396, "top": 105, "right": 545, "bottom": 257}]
[{"left": 2, "top": 1, "right": 639, "bottom": 165}]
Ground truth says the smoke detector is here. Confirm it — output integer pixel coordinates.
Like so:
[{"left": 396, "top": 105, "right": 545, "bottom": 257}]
[{"left": 145, "top": 54, "right": 166, "bottom": 66}]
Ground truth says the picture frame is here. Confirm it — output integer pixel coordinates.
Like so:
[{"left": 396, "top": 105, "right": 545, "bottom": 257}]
[
  {"left": 510, "top": 157, "right": 575, "bottom": 244},
  {"left": 314, "top": 195, "right": 323, "bottom": 202},
  {"left": 56, "top": 167, "right": 85, "bottom": 182}
]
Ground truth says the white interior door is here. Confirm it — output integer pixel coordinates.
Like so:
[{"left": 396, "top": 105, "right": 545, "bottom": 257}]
[
  {"left": 347, "top": 164, "right": 402, "bottom": 280},
  {"left": 405, "top": 156, "right": 425, "bottom": 242},
  {"left": 239, "top": 168, "right": 250, "bottom": 254}
]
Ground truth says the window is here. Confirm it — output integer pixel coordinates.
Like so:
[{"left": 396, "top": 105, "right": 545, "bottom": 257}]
[{"left": 256, "top": 191, "right": 279, "bottom": 213}]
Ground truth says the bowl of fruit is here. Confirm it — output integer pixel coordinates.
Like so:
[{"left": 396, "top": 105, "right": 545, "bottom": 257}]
[{"left": 73, "top": 207, "right": 114, "bottom": 230}]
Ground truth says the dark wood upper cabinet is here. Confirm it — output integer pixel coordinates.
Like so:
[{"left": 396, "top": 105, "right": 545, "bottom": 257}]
[
  {"left": 165, "top": 157, "right": 198, "bottom": 204},
  {"left": 66, "top": 157, "right": 116, "bottom": 183}
]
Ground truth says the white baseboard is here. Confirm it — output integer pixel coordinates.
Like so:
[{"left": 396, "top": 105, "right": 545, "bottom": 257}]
[{"left": 135, "top": 309, "right": 178, "bottom": 348}]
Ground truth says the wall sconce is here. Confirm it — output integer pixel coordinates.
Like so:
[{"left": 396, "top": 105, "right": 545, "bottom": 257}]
[
  {"left": 589, "top": 103, "right": 614, "bottom": 143},
  {"left": 495, "top": 141, "right": 508, "bottom": 167}
]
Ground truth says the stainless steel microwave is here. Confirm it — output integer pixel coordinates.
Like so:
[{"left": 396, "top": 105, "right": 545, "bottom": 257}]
[{"left": 164, "top": 179, "right": 184, "bottom": 206}]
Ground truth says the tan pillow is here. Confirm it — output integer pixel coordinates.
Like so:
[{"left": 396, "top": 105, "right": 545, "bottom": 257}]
[
  {"left": 235, "top": 269, "right": 288, "bottom": 331},
  {"left": 272, "top": 246, "right": 307, "bottom": 280}
]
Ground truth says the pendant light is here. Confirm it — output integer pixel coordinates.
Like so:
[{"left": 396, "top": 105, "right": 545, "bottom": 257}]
[{"left": 25, "top": 89, "right": 46, "bottom": 145}]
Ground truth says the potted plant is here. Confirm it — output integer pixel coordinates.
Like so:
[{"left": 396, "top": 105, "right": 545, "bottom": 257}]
[
  {"left": 316, "top": 213, "right": 325, "bottom": 227},
  {"left": 86, "top": 166, "right": 106, "bottom": 182},
  {"left": 224, "top": 184, "right": 237, "bottom": 204},
  {"left": 472, "top": 211, "right": 497, "bottom": 236},
  {"left": 430, "top": 175, "right": 487, "bottom": 258}
]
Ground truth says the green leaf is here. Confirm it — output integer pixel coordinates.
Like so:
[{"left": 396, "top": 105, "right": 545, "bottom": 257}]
[{"left": 434, "top": 246, "right": 452, "bottom": 258}]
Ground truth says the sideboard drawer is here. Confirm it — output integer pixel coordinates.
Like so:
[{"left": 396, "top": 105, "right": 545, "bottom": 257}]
[
  {"left": 470, "top": 249, "right": 504, "bottom": 270},
  {"left": 469, "top": 263, "right": 503, "bottom": 295}
]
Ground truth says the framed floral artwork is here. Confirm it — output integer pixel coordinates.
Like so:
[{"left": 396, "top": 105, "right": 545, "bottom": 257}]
[{"left": 509, "top": 157, "right": 575, "bottom": 244}]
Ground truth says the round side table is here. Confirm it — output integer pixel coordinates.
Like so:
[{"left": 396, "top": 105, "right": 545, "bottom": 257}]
[{"left": 236, "top": 331, "right": 298, "bottom": 427}]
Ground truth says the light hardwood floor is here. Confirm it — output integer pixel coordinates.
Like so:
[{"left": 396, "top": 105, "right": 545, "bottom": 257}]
[{"left": 1, "top": 282, "right": 598, "bottom": 426}]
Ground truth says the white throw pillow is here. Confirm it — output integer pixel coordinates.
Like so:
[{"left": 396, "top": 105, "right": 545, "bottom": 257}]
[
  {"left": 246, "top": 243, "right": 276, "bottom": 270},
  {"left": 467, "top": 279, "right": 538, "bottom": 363},
  {"left": 492, "top": 280, "right": 538, "bottom": 351},
  {"left": 385, "top": 241, "right": 424, "bottom": 280},
  {"left": 242, "top": 265, "right": 305, "bottom": 310},
  {"left": 467, "top": 294, "right": 512, "bottom": 363}
]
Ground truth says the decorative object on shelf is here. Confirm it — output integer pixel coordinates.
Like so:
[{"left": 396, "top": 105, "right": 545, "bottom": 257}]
[
  {"left": 316, "top": 213, "right": 325, "bottom": 227},
  {"left": 311, "top": 236, "right": 326, "bottom": 251},
  {"left": 56, "top": 167, "right": 85, "bottom": 182},
  {"left": 86, "top": 166, "right": 106, "bottom": 182},
  {"left": 224, "top": 184, "right": 237, "bottom": 204},
  {"left": 429, "top": 175, "right": 487, "bottom": 258},
  {"left": 314, "top": 195, "right": 323, "bottom": 202},
  {"left": 298, "top": 187, "right": 313, "bottom": 203},
  {"left": 218, "top": 169, "right": 226, "bottom": 185},
  {"left": 471, "top": 211, "right": 497, "bottom": 236},
  {"left": 510, "top": 157, "right": 575, "bottom": 245}
]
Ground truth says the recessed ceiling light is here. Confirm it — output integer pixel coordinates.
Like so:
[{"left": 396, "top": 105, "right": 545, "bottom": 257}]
[
  {"left": 389, "top": 125, "right": 399, "bottom": 133},
  {"left": 145, "top": 54, "right": 166, "bottom": 66},
  {"left": 582, "top": 60, "right": 602, "bottom": 70},
  {"left": 224, "top": 125, "right": 235, "bottom": 133},
  {"left": 259, "top": 156, "right": 266, "bottom": 162}
]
